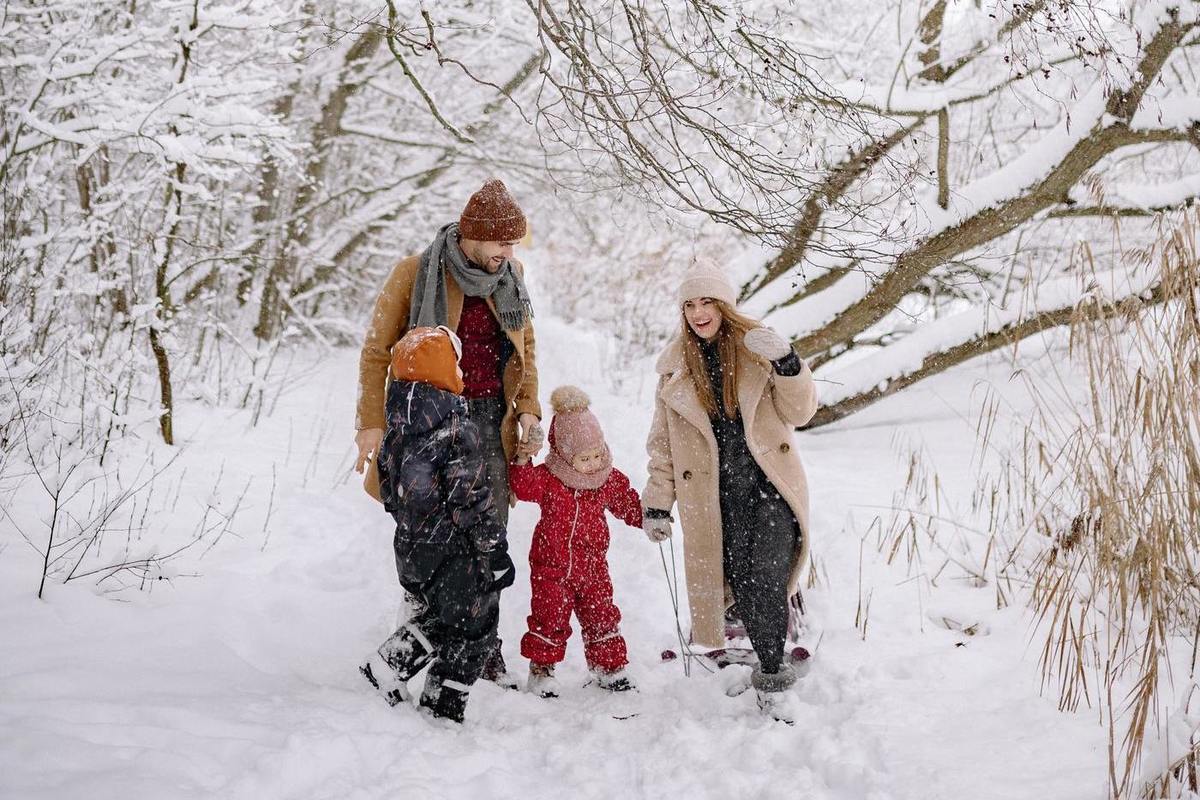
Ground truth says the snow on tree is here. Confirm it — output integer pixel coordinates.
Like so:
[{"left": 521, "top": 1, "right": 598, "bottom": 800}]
[{"left": 515, "top": 0, "right": 1200, "bottom": 424}]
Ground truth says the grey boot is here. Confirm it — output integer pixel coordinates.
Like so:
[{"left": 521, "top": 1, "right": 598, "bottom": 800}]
[
  {"left": 752, "top": 663, "right": 800, "bottom": 724},
  {"left": 751, "top": 663, "right": 797, "bottom": 693}
]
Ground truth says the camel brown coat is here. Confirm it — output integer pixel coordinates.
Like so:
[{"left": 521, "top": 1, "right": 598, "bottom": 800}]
[
  {"left": 357, "top": 254, "right": 541, "bottom": 501},
  {"left": 643, "top": 335, "right": 818, "bottom": 648}
]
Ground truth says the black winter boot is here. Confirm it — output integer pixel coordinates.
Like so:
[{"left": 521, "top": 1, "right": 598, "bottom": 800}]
[
  {"left": 359, "top": 655, "right": 410, "bottom": 706},
  {"left": 419, "top": 672, "right": 471, "bottom": 723},
  {"left": 377, "top": 623, "right": 435, "bottom": 680}
]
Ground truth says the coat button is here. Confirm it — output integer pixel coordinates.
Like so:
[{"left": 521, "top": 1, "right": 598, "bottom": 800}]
[
  {"left": 779, "top": 443, "right": 791, "bottom": 453},
  {"left": 682, "top": 470, "right": 693, "bottom": 480}
]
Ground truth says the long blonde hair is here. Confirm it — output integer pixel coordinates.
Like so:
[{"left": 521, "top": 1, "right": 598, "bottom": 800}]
[{"left": 680, "top": 299, "right": 763, "bottom": 419}]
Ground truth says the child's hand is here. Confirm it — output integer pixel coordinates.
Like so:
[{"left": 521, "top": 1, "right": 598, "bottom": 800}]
[
  {"left": 487, "top": 549, "right": 516, "bottom": 591},
  {"left": 518, "top": 414, "right": 544, "bottom": 458}
]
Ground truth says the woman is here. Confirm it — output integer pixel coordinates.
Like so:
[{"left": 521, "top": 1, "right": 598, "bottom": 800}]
[{"left": 642, "top": 259, "right": 818, "bottom": 722}]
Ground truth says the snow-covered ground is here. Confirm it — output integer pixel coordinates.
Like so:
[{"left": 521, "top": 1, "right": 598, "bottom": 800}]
[{"left": 0, "top": 316, "right": 1106, "bottom": 799}]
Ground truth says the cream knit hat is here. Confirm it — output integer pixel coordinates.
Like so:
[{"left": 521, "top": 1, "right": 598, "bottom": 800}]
[{"left": 678, "top": 257, "right": 737, "bottom": 307}]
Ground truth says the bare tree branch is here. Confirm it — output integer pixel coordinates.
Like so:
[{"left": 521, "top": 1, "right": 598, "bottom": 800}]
[{"left": 383, "top": 0, "right": 474, "bottom": 144}]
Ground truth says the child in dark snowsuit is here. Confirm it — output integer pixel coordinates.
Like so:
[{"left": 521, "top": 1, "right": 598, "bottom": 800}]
[
  {"left": 359, "top": 326, "right": 515, "bottom": 723},
  {"left": 509, "top": 386, "right": 644, "bottom": 698}
]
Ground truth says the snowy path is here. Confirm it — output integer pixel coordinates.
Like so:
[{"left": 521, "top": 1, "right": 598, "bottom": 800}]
[{"left": 1, "top": 321, "right": 1106, "bottom": 799}]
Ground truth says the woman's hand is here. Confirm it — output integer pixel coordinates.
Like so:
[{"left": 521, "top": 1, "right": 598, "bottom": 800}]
[
  {"left": 644, "top": 516, "right": 673, "bottom": 542},
  {"left": 743, "top": 327, "right": 794, "bottom": 361}
]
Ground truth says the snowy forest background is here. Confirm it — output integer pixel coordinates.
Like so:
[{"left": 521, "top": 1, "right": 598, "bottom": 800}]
[{"left": 3, "top": 1, "right": 1200, "bottom": 798}]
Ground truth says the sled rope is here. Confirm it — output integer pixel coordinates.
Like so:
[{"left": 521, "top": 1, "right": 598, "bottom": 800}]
[
  {"left": 658, "top": 538, "right": 713, "bottom": 676},
  {"left": 657, "top": 540, "right": 691, "bottom": 676}
]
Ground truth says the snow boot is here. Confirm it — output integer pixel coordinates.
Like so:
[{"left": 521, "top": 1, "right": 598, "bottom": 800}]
[
  {"left": 752, "top": 663, "right": 799, "bottom": 724},
  {"left": 527, "top": 661, "right": 561, "bottom": 699},
  {"left": 480, "top": 644, "right": 520, "bottom": 691},
  {"left": 418, "top": 672, "right": 471, "bottom": 723},
  {"left": 590, "top": 666, "right": 637, "bottom": 693},
  {"left": 359, "top": 652, "right": 411, "bottom": 707},
  {"left": 377, "top": 623, "right": 435, "bottom": 681}
]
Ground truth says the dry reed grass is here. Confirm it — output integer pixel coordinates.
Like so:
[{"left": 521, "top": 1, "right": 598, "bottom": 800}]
[
  {"left": 1010, "top": 210, "right": 1200, "bottom": 798},
  {"left": 877, "top": 209, "right": 1200, "bottom": 798}
]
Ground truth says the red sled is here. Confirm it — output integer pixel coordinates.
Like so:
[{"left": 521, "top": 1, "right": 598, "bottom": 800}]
[
  {"left": 662, "top": 590, "right": 812, "bottom": 668},
  {"left": 660, "top": 645, "right": 811, "bottom": 668}
]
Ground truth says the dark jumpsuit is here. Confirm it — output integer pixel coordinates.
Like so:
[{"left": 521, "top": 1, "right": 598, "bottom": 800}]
[{"left": 701, "top": 339, "right": 803, "bottom": 674}]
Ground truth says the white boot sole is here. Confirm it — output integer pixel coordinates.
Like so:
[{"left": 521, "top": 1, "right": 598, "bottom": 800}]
[{"left": 360, "top": 653, "right": 411, "bottom": 707}]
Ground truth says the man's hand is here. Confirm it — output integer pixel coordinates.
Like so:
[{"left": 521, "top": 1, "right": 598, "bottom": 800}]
[
  {"left": 354, "top": 428, "right": 384, "bottom": 474},
  {"left": 517, "top": 413, "right": 544, "bottom": 459}
]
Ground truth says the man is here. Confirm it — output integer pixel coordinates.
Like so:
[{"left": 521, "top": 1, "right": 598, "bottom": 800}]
[{"left": 354, "top": 178, "right": 543, "bottom": 688}]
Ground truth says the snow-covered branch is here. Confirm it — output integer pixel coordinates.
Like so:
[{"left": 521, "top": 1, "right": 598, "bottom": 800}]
[{"left": 760, "top": 11, "right": 1198, "bottom": 362}]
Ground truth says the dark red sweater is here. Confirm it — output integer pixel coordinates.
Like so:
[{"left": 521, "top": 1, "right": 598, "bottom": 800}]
[{"left": 457, "top": 295, "right": 505, "bottom": 399}]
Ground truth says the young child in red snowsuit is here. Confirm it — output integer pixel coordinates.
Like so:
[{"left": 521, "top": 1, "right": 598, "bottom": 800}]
[{"left": 509, "top": 385, "right": 644, "bottom": 697}]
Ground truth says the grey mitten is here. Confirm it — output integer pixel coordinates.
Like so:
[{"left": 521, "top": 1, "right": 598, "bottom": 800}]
[
  {"left": 644, "top": 516, "right": 673, "bottom": 543},
  {"left": 520, "top": 421, "right": 545, "bottom": 456},
  {"left": 743, "top": 327, "right": 793, "bottom": 361}
]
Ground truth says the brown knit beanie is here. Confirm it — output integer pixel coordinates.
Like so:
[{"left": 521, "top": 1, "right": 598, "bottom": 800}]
[
  {"left": 459, "top": 178, "right": 527, "bottom": 242},
  {"left": 390, "top": 326, "right": 464, "bottom": 395}
]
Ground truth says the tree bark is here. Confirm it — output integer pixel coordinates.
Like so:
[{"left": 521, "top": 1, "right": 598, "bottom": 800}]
[
  {"left": 254, "top": 29, "right": 383, "bottom": 341},
  {"left": 743, "top": 2, "right": 1053, "bottom": 305},
  {"left": 149, "top": 0, "right": 201, "bottom": 445},
  {"left": 740, "top": 120, "right": 923, "bottom": 302}
]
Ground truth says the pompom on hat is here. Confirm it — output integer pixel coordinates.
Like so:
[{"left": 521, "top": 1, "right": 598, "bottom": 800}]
[
  {"left": 545, "top": 385, "right": 613, "bottom": 490},
  {"left": 389, "top": 326, "right": 464, "bottom": 395},
  {"left": 678, "top": 256, "right": 738, "bottom": 307},
  {"left": 459, "top": 178, "right": 527, "bottom": 242}
]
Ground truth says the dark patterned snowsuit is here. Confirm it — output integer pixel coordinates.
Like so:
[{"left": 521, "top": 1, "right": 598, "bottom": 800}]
[{"left": 373, "top": 379, "right": 512, "bottom": 718}]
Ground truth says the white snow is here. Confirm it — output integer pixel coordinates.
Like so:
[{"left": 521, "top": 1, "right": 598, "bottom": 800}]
[{"left": 0, "top": 307, "right": 1113, "bottom": 800}]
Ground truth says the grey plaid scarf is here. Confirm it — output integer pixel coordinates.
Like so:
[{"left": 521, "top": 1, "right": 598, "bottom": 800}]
[{"left": 408, "top": 222, "right": 533, "bottom": 332}]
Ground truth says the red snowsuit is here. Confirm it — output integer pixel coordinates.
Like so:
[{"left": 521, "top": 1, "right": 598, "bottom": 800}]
[{"left": 510, "top": 462, "right": 643, "bottom": 672}]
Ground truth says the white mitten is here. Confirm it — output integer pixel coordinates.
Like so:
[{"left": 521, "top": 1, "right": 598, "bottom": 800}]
[
  {"left": 644, "top": 516, "right": 673, "bottom": 543},
  {"left": 743, "top": 327, "right": 794, "bottom": 361}
]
